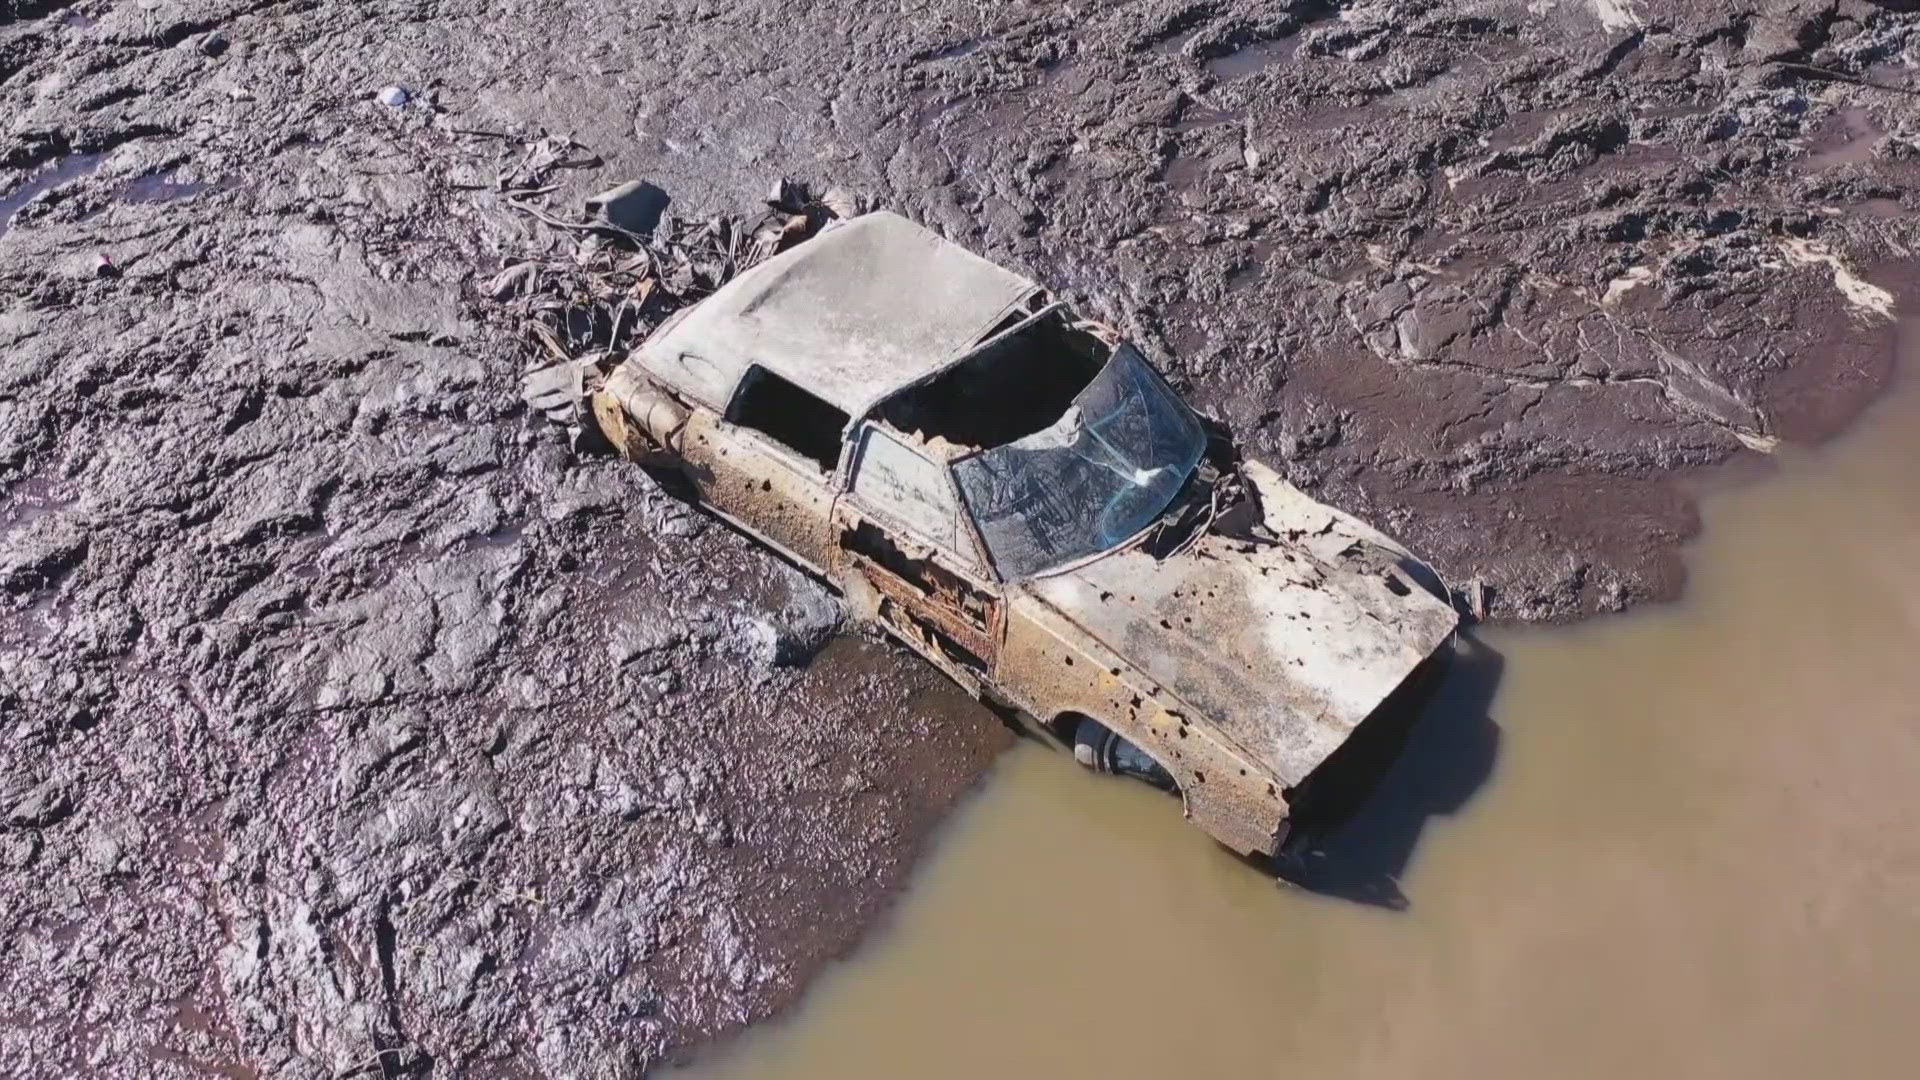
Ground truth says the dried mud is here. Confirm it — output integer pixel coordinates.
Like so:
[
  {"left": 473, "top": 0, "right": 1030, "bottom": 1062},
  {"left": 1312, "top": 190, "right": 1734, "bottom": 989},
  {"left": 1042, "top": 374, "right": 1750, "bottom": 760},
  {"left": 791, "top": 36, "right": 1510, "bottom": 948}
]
[{"left": 3, "top": 0, "right": 1919, "bottom": 1076}]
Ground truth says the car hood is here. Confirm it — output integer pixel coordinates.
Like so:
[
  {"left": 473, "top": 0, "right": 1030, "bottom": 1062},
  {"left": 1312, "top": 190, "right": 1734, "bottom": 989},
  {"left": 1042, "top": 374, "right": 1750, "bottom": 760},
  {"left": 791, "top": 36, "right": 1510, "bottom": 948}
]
[{"left": 1023, "top": 465, "right": 1459, "bottom": 788}]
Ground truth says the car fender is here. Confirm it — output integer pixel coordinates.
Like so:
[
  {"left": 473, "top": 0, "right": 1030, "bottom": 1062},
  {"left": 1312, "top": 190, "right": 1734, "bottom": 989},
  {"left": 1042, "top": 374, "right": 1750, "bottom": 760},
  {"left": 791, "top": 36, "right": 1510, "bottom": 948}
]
[{"left": 997, "top": 591, "right": 1290, "bottom": 855}]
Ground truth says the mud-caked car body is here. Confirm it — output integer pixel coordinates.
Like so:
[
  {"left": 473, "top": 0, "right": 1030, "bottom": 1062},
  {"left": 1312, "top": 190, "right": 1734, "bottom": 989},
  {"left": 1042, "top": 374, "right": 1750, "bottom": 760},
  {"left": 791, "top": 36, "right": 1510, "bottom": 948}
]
[{"left": 591, "top": 212, "right": 1458, "bottom": 856}]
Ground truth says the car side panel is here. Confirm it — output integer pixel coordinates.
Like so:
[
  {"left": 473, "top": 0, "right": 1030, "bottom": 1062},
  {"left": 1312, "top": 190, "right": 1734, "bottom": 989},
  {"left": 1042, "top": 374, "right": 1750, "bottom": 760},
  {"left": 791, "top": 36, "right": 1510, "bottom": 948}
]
[
  {"left": 997, "top": 591, "right": 1291, "bottom": 856},
  {"left": 678, "top": 410, "right": 840, "bottom": 575},
  {"left": 829, "top": 504, "right": 1004, "bottom": 692}
]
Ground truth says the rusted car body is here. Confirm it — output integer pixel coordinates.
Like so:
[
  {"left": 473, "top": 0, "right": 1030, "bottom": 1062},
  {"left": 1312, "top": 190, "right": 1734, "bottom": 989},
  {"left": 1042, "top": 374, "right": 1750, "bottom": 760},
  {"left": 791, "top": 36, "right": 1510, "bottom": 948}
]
[{"left": 591, "top": 211, "right": 1458, "bottom": 856}]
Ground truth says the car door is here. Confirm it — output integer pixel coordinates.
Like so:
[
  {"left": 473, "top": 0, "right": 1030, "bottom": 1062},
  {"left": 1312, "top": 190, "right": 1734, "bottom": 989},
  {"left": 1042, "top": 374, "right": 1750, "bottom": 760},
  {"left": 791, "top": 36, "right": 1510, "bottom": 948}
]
[
  {"left": 677, "top": 364, "right": 848, "bottom": 575},
  {"left": 834, "top": 424, "right": 1004, "bottom": 688}
]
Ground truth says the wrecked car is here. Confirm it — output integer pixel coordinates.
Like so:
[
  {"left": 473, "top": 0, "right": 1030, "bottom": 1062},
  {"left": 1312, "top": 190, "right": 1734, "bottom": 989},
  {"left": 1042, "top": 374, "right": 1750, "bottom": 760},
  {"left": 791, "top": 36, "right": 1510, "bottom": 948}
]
[{"left": 590, "top": 211, "right": 1458, "bottom": 856}]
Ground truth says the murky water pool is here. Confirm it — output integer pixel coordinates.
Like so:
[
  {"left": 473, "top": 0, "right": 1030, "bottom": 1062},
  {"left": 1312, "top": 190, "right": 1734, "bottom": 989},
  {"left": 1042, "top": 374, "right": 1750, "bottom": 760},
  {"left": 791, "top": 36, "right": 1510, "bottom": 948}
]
[{"left": 667, "top": 321, "right": 1920, "bottom": 1079}]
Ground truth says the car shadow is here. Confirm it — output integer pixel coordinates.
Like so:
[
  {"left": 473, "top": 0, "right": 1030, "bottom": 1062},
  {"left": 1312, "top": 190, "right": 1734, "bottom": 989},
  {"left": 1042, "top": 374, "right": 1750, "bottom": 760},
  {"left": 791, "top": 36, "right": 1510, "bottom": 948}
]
[{"left": 1265, "top": 633, "right": 1505, "bottom": 910}]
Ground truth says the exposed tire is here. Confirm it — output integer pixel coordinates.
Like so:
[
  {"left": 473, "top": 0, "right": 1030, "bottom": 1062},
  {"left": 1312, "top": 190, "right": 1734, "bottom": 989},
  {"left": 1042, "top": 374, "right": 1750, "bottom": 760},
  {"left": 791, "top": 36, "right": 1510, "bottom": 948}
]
[{"left": 1070, "top": 716, "right": 1176, "bottom": 792}]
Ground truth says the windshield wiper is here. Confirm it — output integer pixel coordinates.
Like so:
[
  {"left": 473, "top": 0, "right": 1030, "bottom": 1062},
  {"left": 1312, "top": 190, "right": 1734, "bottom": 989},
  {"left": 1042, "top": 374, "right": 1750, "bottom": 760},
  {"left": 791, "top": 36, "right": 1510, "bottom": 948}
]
[{"left": 1136, "top": 462, "right": 1217, "bottom": 560}]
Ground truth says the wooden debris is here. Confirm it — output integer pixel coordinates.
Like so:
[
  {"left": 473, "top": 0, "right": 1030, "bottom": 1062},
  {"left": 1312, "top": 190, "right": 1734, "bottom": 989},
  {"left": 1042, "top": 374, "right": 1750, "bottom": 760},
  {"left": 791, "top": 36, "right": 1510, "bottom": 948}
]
[{"left": 469, "top": 134, "right": 856, "bottom": 443}]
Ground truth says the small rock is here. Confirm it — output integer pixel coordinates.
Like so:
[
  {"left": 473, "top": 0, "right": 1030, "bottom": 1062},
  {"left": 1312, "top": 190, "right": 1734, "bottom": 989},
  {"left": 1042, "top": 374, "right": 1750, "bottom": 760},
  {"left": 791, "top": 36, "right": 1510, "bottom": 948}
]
[
  {"left": 746, "top": 571, "right": 843, "bottom": 668},
  {"left": 600, "top": 782, "right": 647, "bottom": 821},
  {"left": 0, "top": 832, "right": 38, "bottom": 870},
  {"left": 7, "top": 780, "right": 74, "bottom": 829},
  {"left": 377, "top": 86, "right": 410, "bottom": 108},
  {"left": 83, "top": 827, "right": 128, "bottom": 876},
  {"left": 584, "top": 180, "right": 671, "bottom": 234}
]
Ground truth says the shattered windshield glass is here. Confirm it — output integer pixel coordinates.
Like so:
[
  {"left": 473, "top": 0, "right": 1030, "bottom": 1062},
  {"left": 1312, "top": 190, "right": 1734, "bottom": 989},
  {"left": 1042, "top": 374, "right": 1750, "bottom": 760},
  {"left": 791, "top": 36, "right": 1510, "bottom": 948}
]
[{"left": 952, "top": 344, "right": 1204, "bottom": 580}]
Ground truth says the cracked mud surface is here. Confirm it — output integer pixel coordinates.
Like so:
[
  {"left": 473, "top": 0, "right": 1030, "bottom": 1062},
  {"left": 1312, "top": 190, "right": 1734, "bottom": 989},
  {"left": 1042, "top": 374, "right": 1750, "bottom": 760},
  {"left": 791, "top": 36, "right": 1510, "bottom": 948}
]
[{"left": 4, "top": 0, "right": 1920, "bottom": 1075}]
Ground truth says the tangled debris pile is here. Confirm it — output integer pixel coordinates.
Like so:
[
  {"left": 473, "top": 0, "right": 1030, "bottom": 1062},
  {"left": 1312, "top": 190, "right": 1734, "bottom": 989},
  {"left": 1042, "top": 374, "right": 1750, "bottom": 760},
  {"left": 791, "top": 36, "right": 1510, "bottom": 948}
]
[{"left": 478, "top": 138, "right": 866, "bottom": 441}]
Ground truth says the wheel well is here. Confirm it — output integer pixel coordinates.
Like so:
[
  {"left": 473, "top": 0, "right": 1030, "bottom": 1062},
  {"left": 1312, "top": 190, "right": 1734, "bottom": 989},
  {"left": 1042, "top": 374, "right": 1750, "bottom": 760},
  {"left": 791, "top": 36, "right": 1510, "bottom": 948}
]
[
  {"left": 1048, "top": 710, "right": 1089, "bottom": 746},
  {"left": 1054, "top": 711, "right": 1181, "bottom": 794}
]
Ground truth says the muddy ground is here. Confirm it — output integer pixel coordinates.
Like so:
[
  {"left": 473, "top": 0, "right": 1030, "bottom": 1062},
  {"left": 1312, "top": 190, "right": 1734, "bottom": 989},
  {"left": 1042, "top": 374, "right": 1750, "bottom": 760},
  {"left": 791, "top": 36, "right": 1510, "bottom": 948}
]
[{"left": 3, "top": 0, "right": 1919, "bottom": 1076}]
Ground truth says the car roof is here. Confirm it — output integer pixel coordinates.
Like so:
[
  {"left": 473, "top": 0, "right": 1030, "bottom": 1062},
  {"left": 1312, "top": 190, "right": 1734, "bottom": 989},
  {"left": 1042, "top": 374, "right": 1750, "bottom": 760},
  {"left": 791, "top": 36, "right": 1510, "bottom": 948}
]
[{"left": 635, "top": 211, "right": 1038, "bottom": 414}]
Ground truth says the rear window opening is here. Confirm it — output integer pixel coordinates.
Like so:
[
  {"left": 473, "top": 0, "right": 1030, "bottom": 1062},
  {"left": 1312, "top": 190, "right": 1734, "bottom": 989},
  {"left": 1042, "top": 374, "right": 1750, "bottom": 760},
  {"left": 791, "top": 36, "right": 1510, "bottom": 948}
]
[
  {"left": 727, "top": 365, "right": 849, "bottom": 472},
  {"left": 875, "top": 309, "right": 1111, "bottom": 450},
  {"left": 970, "top": 289, "right": 1054, "bottom": 343}
]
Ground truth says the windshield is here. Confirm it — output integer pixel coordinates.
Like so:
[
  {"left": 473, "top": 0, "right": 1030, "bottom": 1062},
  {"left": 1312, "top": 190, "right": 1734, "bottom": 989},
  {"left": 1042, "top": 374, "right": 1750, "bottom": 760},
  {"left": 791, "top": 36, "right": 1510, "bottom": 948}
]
[{"left": 952, "top": 344, "right": 1204, "bottom": 580}]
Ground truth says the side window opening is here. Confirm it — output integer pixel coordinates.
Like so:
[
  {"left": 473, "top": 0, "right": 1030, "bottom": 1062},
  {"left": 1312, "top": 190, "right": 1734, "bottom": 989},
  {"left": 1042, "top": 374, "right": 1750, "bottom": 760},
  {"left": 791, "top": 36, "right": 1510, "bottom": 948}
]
[
  {"left": 726, "top": 366, "right": 849, "bottom": 473},
  {"left": 849, "top": 426, "right": 970, "bottom": 559},
  {"left": 970, "top": 290, "right": 1057, "bottom": 346},
  {"left": 875, "top": 309, "right": 1110, "bottom": 451}
]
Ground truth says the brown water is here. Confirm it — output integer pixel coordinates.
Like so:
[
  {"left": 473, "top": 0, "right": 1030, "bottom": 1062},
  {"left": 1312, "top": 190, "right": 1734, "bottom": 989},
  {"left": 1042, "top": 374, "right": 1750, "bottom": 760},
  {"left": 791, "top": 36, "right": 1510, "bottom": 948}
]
[{"left": 668, "top": 322, "right": 1920, "bottom": 1080}]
